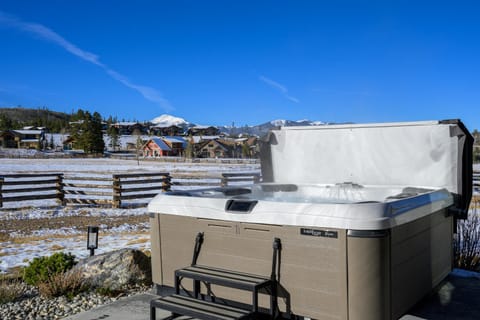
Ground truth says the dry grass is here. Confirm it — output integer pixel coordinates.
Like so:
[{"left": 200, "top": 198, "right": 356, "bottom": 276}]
[
  {"left": 5, "top": 233, "right": 80, "bottom": 245},
  {"left": 471, "top": 196, "right": 480, "bottom": 209},
  {"left": 51, "top": 244, "right": 66, "bottom": 251},
  {"left": 126, "top": 236, "right": 149, "bottom": 246},
  {"left": 0, "top": 278, "right": 25, "bottom": 304},
  {"left": 37, "top": 270, "right": 89, "bottom": 299}
]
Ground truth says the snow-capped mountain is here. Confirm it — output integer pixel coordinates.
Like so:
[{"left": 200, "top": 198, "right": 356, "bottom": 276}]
[
  {"left": 149, "top": 114, "right": 327, "bottom": 136},
  {"left": 217, "top": 119, "right": 328, "bottom": 136},
  {"left": 269, "top": 119, "right": 326, "bottom": 127},
  {"left": 150, "top": 114, "right": 190, "bottom": 127}
]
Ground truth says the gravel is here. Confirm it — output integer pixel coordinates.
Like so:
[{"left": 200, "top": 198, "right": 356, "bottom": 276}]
[{"left": 0, "top": 283, "right": 150, "bottom": 319}]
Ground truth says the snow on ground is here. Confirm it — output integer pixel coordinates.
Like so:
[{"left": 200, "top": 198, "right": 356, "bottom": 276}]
[
  {"left": 0, "top": 206, "right": 148, "bottom": 221},
  {"left": 0, "top": 224, "right": 150, "bottom": 272},
  {"left": 0, "top": 158, "right": 259, "bottom": 272},
  {"left": 0, "top": 157, "right": 259, "bottom": 175}
]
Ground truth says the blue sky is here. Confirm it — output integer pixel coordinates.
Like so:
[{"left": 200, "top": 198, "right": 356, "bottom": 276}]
[{"left": 0, "top": 1, "right": 479, "bottom": 129}]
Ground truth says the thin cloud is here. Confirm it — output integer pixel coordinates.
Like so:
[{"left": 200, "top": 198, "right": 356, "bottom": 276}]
[
  {"left": 259, "top": 75, "right": 299, "bottom": 103},
  {"left": 312, "top": 88, "right": 374, "bottom": 97},
  {"left": 106, "top": 69, "right": 172, "bottom": 110},
  {"left": 0, "top": 11, "right": 172, "bottom": 111}
]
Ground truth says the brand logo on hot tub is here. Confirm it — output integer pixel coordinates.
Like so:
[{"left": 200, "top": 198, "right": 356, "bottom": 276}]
[{"left": 300, "top": 228, "right": 338, "bottom": 238}]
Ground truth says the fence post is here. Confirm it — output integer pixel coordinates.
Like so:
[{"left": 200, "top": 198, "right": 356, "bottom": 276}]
[
  {"left": 0, "top": 177, "right": 3, "bottom": 208},
  {"left": 221, "top": 173, "right": 228, "bottom": 187},
  {"left": 162, "top": 173, "right": 171, "bottom": 192},
  {"left": 112, "top": 175, "right": 121, "bottom": 208},
  {"left": 56, "top": 174, "right": 65, "bottom": 206}
]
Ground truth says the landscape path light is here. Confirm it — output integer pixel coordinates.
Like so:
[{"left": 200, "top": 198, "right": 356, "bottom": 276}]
[{"left": 87, "top": 226, "right": 99, "bottom": 256}]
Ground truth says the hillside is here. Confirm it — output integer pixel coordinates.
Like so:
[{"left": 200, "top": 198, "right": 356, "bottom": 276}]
[{"left": 0, "top": 107, "right": 71, "bottom": 132}]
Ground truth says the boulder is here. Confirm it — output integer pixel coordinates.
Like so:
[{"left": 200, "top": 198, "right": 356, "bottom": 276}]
[{"left": 73, "top": 249, "right": 152, "bottom": 290}]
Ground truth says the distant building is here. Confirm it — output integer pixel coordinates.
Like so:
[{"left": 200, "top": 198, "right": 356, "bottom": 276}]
[
  {"left": 162, "top": 136, "right": 186, "bottom": 156},
  {"left": 187, "top": 126, "right": 220, "bottom": 136},
  {"left": 142, "top": 136, "right": 187, "bottom": 157},
  {"left": 0, "top": 129, "right": 45, "bottom": 149},
  {"left": 143, "top": 138, "right": 172, "bottom": 157},
  {"left": 196, "top": 139, "right": 234, "bottom": 158},
  {"left": 111, "top": 122, "right": 147, "bottom": 135},
  {"left": 150, "top": 124, "right": 184, "bottom": 136}
]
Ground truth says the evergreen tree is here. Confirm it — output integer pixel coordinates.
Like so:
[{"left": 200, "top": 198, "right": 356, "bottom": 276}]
[
  {"left": 91, "top": 112, "right": 105, "bottom": 153},
  {"left": 107, "top": 125, "right": 120, "bottom": 152},
  {"left": 70, "top": 109, "right": 105, "bottom": 154},
  {"left": 0, "top": 114, "right": 13, "bottom": 130}
]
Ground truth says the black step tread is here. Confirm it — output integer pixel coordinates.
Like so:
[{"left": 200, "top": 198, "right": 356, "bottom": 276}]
[
  {"left": 151, "top": 294, "right": 253, "bottom": 320},
  {"left": 176, "top": 265, "right": 271, "bottom": 290}
]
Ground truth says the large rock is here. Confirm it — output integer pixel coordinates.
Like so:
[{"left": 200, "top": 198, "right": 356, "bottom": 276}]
[{"left": 73, "top": 249, "right": 152, "bottom": 290}]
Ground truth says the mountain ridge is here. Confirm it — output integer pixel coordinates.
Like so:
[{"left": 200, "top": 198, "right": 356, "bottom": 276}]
[
  {"left": 0, "top": 107, "right": 326, "bottom": 136},
  {"left": 149, "top": 114, "right": 328, "bottom": 136}
]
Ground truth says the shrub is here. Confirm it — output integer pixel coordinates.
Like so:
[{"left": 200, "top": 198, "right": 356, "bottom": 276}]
[
  {"left": 454, "top": 201, "right": 480, "bottom": 271},
  {"left": 37, "top": 270, "right": 89, "bottom": 299},
  {"left": 23, "top": 252, "right": 76, "bottom": 286},
  {"left": 0, "top": 278, "right": 25, "bottom": 304},
  {"left": 95, "top": 286, "right": 124, "bottom": 298}
]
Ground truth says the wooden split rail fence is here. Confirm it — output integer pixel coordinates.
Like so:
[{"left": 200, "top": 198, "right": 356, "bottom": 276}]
[
  {"left": 0, "top": 172, "right": 261, "bottom": 209},
  {"left": 0, "top": 173, "right": 64, "bottom": 207}
]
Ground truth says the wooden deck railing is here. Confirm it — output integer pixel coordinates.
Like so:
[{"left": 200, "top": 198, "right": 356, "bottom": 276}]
[
  {"left": 0, "top": 173, "right": 64, "bottom": 207},
  {"left": 63, "top": 175, "right": 116, "bottom": 207},
  {"left": 0, "top": 172, "right": 261, "bottom": 209},
  {"left": 112, "top": 173, "right": 171, "bottom": 208}
]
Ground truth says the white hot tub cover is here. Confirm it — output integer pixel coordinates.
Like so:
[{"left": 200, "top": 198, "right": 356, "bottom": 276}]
[{"left": 260, "top": 119, "right": 473, "bottom": 216}]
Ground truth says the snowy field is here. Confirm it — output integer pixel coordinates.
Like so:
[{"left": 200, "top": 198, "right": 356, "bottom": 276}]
[{"left": 0, "top": 158, "right": 260, "bottom": 273}]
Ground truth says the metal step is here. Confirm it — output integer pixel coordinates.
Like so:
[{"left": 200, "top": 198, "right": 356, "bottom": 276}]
[
  {"left": 150, "top": 294, "right": 258, "bottom": 320},
  {"left": 176, "top": 265, "right": 272, "bottom": 291}
]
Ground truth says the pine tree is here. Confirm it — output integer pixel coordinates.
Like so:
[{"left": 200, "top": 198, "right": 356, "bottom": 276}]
[
  {"left": 107, "top": 125, "right": 120, "bottom": 152},
  {"left": 0, "top": 114, "right": 13, "bottom": 130},
  {"left": 70, "top": 109, "right": 105, "bottom": 154},
  {"left": 91, "top": 112, "right": 105, "bottom": 153}
]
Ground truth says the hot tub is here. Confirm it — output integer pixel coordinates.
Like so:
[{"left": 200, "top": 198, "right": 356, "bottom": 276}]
[{"left": 149, "top": 120, "right": 473, "bottom": 320}]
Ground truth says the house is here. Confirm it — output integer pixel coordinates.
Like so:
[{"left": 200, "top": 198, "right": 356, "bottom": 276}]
[
  {"left": 193, "top": 137, "right": 258, "bottom": 159},
  {"left": 0, "top": 129, "right": 45, "bottom": 149},
  {"left": 142, "top": 136, "right": 187, "bottom": 157},
  {"left": 143, "top": 138, "right": 172, "bottom": 157},
  {"left": 150, "top": 125, "right": 183, "bottom": 136},
  {"left": 190, "top": 135, "right": 221, "bottom": 144},
  {"left": 187, "top": 126, "right": 220, "bottom": 136},
  {"left": 62, "top": 136, "right": 74, "bottom": 150},
  {"left": 196, "top": 139, "right": 234, "bottom": 158},
  {"left": 162, "top": 136, "right": 187, "bottom": 156},
  {"left": 111, "top": 122, "right": 147, "bottom": 135}
]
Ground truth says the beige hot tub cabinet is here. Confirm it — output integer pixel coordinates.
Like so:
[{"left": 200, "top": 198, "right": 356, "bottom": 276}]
[{"left": 148, "top": 120, "right": 473, "bottom": 320}]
